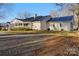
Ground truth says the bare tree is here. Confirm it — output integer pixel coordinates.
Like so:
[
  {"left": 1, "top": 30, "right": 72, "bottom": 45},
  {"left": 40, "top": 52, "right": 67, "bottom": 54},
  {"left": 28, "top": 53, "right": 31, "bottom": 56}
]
[
  {"left": 50, "top": 10, "right": 73, "bottom": 17},
  {"left": 55, "top": 3, "right": 78, "bottom": 11},
  {"left": 50, "top": 4, "right": 77, "bottom": 17},
  {"left": 50, "top": 10, "right": 60, "bottom": 17},
  {"left": 17, "top": 11, "right": 33, "bottom": 19},
  {"left": 53, "top": 3, "right": 79, "bottom": 16},
  {"left": 0, "top": 3, "right": 13, "bottom": 19},
  {"left": 74, "top": 4, "right": 79, "bottom": 29}
]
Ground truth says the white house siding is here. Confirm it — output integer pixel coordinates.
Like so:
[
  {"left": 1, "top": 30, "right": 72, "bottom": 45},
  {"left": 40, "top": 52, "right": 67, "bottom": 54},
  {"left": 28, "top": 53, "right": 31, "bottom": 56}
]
[
  {"left": 48, "top": 21, "right": 73, "bottom": 31},
  {"left": 48, "top": 22, "right": 61, "bottom": 31},
  {"left": 41, "top": 21, "right": 47, "bottom": 30},
  {"left": 32, "top": 21, "right": 47, "bottom": 30},
  {"left": 10, "top": 16, "right": 75, "bottom": 31},
  {"left": 10, "top": 19, "right": 32, "bottom": 29},
  {"left": 10, "top": 19, "right": 23, "bottom": 28},
  {"left": 23, "top": 22, "right": 32, "bottom": 29},
  {"left": 32, "top": 21, "right": 41, "bottom": 30},
  {"left": 61, "top": 22, "right": 71, "bottom": 31}
]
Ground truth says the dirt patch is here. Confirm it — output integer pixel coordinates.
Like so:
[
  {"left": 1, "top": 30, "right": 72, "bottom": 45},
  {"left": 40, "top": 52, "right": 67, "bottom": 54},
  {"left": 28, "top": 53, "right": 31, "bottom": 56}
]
[{"left": 33, "top": 36, "right": 79, "bottom": 56}]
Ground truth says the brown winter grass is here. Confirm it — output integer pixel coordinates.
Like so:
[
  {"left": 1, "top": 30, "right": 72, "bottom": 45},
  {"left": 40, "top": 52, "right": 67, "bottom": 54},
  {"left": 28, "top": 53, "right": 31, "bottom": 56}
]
[{"left": 32, "top": 35, "right": 79, "bottom": 56}]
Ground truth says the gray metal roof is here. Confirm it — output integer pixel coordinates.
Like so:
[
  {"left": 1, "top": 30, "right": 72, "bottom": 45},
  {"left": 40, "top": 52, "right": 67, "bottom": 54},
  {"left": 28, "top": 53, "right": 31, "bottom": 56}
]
[
  {"left": 16, "top": 16, "right": 50, "bottom": 22},
  {"left": 16, "top": 15, "right": 74, "bottom": 22},
  {"left": 47, "top": 16, "right": 74, "bottom": 22}
]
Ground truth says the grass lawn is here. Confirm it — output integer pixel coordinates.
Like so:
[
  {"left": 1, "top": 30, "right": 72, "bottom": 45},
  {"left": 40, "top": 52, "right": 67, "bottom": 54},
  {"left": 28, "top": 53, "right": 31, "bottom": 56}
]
[
  {"left": 0, "top": 30, "right": 79, "bottom": 56},
  {"left": 0, "top": 30, "right": 78, "bottom": 37},
  {"left": 33, "top": 36, "right": 79, "bottom": 56}
]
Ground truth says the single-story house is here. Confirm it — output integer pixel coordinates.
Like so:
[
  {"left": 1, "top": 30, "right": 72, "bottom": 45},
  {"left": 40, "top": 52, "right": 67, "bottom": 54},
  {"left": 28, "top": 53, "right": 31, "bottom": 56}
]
[{"left": 10, "top": 15, "right": 77, "bottom": 31}]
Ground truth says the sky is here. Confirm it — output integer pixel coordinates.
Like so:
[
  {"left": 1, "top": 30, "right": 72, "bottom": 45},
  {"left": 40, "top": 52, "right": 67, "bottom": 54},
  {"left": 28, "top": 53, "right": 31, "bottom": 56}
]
[{"left": 0, "top": 3, "right": 61, "bottom": 23}]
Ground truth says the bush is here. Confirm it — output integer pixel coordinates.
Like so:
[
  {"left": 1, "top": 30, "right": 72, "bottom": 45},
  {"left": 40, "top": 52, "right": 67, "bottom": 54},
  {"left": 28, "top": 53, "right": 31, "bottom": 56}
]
[
  {"left": 47, "top": 28, "right": 50, "bottom": 31},
  {"left": 0, "top": 28, "right": 8, "bottom": 31}
]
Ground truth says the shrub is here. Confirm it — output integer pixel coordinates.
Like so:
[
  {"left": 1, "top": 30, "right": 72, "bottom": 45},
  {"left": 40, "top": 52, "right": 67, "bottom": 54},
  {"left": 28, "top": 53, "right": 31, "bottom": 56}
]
[{"left": 47, "top": 28, "right": 50, "bottom": 31}]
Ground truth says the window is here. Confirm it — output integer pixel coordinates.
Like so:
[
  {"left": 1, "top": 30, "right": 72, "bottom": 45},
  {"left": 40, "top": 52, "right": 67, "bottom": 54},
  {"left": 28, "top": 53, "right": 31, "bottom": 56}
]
[
  {"left": 20, "top": 23, "right": 22, "bottom": 26},
  {"left": 19, "top": 23, "right": 22, "bottom": 26},
  {"left": 53, "top": 24, "right": 55, "bottom": 27},
  {"left": 24, "top": 23, "right": 28, "bottom": 26},
  {"left": 70, "top": 22, "right": 73, "bottom": 31},
  {"left": 60, "top": 23, "right": 62, "bottom": 27},
  {"left": 15, "top": 23, "right": 18, "bottom": 26}
]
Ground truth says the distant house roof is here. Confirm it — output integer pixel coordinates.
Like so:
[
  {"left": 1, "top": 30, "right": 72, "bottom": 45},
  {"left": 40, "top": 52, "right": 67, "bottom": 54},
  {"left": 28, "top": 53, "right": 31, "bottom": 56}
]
[
  {"left": 16, "top": 17, "right": 34, "bottom": 22},
  {"left": 47, "top": 16, "right": 74, "bottom": 22},
  {"left": 15, "top": 15, "right": 51, "bottom": 22},
  {"left": 0, "top": 23, "right": 9, "bottom": 27},
  {"left": 33, "top": 16, "right": 44, "bottom": 21}
]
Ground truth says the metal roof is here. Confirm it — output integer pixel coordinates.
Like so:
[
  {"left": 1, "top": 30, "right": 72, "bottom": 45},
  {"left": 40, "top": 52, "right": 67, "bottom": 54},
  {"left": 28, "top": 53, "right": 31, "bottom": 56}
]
[
  {"left": 16, "top": 15, "right": 74, "bottom": 22},
  {"left": 16, "top": 16, "right": 50, "bottom": 22},
  {"left": 47, "top": 16, "right": 74, "bottom": 22},
  {"left": 16, "top": 17, "right": 34, "bottom": 22}
]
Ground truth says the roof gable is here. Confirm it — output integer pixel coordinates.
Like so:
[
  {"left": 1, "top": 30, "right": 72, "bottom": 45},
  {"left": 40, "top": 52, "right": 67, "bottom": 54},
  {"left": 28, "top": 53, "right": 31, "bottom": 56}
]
[{"left": 11, "top": 19, "right": 23, "bottom": 23}]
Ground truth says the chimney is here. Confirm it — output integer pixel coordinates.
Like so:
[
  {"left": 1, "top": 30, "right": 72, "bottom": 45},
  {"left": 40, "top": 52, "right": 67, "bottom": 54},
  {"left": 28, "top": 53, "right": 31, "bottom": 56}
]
[{"left": 34, "top": 14, "right": 37, "bottom": 19}]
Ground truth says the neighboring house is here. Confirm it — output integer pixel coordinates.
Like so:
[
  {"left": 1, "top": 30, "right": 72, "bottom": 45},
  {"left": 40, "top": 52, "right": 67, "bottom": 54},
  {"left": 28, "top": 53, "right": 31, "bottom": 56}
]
[
  {"left": 10, "top": 15, "right": 77, "bottom": 31},
  {"left": 0, "top": 23, "right": 9, "bottom": 30}
]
